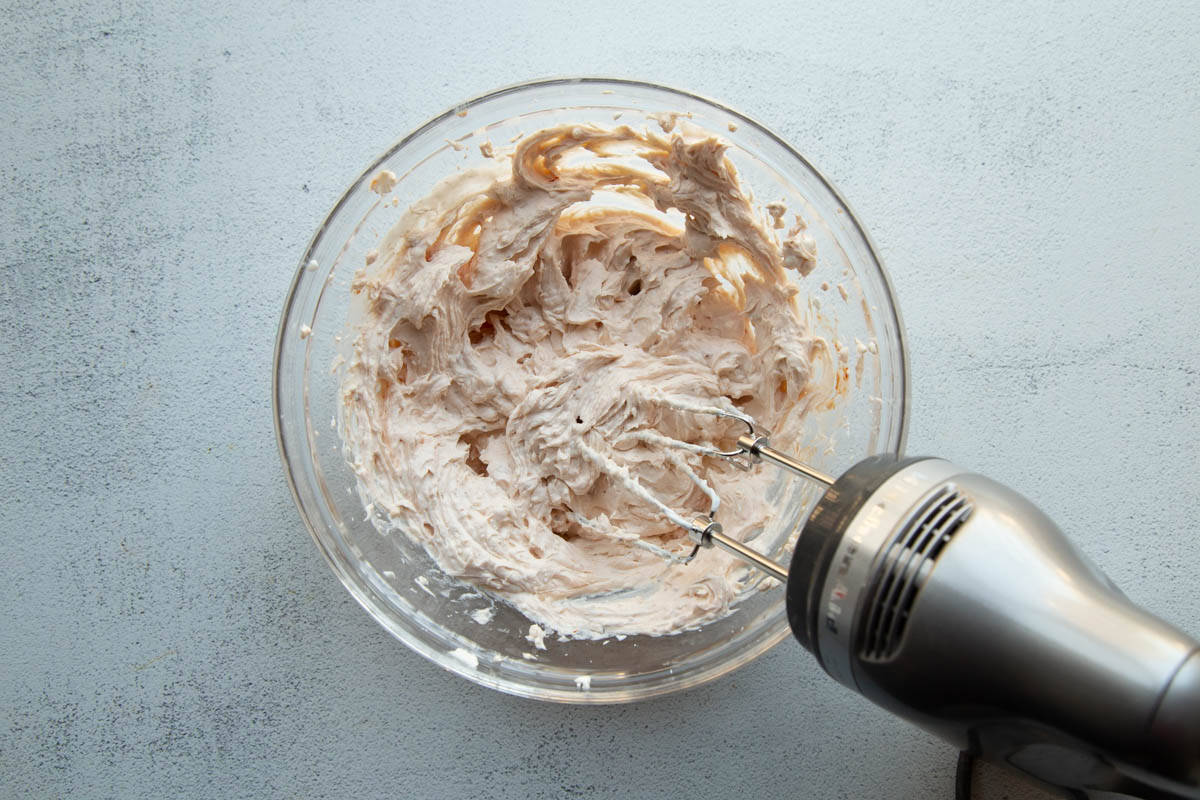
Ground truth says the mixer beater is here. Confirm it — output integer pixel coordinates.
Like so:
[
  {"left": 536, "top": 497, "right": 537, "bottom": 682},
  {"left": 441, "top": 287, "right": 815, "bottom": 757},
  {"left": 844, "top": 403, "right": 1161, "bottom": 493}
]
[{"left": 578, "top": 399, "right": 830, "bottom": 581}]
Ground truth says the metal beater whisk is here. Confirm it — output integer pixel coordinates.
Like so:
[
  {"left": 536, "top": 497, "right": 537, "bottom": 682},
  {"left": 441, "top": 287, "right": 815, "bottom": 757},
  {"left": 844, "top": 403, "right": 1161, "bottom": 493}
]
[{"left": 574, "top": 399, "right": 835, "bottom": 582}]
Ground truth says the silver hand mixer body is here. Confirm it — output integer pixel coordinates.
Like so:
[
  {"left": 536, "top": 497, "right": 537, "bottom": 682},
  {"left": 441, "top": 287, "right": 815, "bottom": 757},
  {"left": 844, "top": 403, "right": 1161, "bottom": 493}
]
[
  {"left": 786, "top": 454, "right": 1200, "bottom": 799},
  {"left": 593, "top": 402, "right": 1198, "bottom": 796}
]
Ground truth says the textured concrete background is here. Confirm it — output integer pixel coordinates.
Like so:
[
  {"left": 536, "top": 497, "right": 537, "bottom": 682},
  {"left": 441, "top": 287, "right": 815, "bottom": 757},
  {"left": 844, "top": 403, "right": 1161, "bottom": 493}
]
[{"left": 2, "top": 1, "right": 1198, "bottom": 798}]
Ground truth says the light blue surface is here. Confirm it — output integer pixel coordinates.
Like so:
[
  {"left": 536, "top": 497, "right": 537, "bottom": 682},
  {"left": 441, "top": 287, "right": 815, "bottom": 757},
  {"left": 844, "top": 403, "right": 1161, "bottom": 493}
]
[{"left": 2, "top": 2, "right": 1198, "bottom": 798}]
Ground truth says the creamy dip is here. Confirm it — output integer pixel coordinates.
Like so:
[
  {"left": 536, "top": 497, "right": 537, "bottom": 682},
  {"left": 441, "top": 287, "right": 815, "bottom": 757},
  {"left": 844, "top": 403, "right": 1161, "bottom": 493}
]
[{"left": 339, "top": 122, "right": 833, "bottom": 638}]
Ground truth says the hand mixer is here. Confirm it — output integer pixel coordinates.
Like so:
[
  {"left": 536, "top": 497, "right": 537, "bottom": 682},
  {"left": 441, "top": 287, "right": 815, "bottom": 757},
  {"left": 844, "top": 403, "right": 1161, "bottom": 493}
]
[{"left": 603, "top": 403, "right": 1200, "bottom": 799}]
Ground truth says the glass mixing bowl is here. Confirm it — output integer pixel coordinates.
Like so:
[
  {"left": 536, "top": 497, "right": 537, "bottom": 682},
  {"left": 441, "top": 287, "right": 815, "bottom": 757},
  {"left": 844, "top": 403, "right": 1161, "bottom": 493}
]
[{"left": 274, "top": 78, "right": 908, "bottom": 703}]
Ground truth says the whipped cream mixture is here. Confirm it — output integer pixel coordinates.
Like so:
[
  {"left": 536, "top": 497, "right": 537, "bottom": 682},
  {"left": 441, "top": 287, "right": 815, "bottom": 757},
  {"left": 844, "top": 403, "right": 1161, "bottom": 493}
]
[{"left": 340, "top": 122, "right": 835, "bottom": 638}]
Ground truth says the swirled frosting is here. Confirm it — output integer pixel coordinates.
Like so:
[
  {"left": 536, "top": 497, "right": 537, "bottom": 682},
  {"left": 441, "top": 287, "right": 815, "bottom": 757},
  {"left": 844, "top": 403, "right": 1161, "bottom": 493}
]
[{"left": 339, "top": 123, "right": 833, "bottom": 638}]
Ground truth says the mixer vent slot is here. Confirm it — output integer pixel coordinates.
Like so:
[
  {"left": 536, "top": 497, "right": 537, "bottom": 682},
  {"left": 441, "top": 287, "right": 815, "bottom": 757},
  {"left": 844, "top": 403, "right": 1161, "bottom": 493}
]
[{"left": 859, "top": 484, "right": 972, "bottom": 661}]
